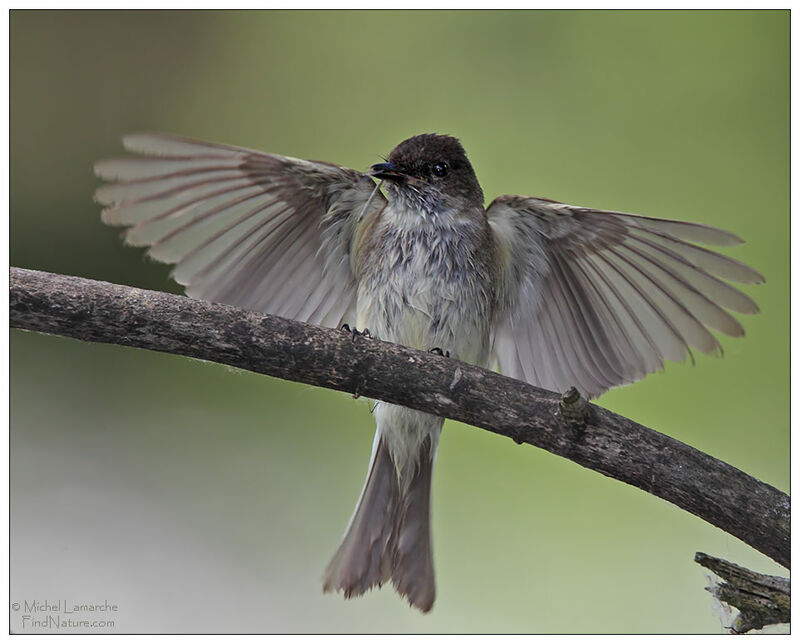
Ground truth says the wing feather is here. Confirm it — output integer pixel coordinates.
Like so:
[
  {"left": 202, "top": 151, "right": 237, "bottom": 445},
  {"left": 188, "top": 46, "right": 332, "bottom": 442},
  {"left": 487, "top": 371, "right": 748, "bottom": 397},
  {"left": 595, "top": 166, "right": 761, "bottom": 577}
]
[
  {"left": 488, "top": 196, "right": 762, "bottom": 398},
  {"left": 541, "top": 259, "right": 609, "bottom": 393},
  {"left": 548, "top": 251, "right": 625, "bottom": 387},
  {"left": 96, "top": 133, "right": 385, "bottom": 326},
  {"left": 574, "top": 252, "right": 663, "bottom": 374},
  {"left": 623, "top": 231, "right": 759, "bottom": 313}
]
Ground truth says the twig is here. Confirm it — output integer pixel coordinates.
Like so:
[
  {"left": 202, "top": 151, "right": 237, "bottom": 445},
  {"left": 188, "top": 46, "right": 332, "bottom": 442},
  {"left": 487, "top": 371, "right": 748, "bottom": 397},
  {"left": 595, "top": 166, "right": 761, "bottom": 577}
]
[
  {"left": 695, "top": 552, "right": 790, "bottom": 633},
  {"left": 9, "top": 267, "right": 790, "bottom": 569}
]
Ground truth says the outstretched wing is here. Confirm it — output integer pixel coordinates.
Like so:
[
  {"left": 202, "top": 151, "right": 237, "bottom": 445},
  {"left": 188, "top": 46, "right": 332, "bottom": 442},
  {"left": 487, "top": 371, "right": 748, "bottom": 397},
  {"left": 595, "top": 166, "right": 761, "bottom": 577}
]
[
  {"left": 95, "top": 133, "right": 386, "bottom": 328},
  {"left": 487, "top": 195, "right": 763, "bottom": 399}
]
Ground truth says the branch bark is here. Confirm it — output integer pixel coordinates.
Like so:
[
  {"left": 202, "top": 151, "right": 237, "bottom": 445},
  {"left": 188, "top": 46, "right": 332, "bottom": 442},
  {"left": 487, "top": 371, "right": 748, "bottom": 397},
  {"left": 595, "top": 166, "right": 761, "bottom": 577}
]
[
  {"left": 695, "top": 552, "right": 790, "bottom": 633},
  {"left": 9, "top": 267, "right": 790, "bottom": 569}
]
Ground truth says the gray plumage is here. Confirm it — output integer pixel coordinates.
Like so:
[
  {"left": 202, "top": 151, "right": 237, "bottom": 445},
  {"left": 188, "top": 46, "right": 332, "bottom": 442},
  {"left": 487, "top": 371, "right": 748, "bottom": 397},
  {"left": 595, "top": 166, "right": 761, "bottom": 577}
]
[{"left": 95, "top": 132, "right": 763, "bottom": 613}]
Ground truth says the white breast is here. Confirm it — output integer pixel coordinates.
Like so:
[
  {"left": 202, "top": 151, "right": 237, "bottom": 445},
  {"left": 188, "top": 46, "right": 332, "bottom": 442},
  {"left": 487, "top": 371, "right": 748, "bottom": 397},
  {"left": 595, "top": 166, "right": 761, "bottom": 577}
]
[{"left": 356, "top": 204, "right": 493, "bottom": 367}]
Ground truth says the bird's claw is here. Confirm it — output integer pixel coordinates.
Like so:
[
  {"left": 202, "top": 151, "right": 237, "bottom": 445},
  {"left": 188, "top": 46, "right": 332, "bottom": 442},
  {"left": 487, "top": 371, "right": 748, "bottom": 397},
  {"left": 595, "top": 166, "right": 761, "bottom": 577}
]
[
  {"left": 429, "top": 347, "right": 451, "bottom": 358},
  {"left": 341, "top": 324, "right": 372, "bottom": 340}
]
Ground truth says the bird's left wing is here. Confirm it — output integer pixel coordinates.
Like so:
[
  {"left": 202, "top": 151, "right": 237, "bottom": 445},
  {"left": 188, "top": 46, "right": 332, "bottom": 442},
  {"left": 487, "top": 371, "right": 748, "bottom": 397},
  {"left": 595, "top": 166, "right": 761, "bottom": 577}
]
[
  {"left": 95, "top": 133, "right": 386, "bottom": 328},
  {"left": 487, "top": 195, "right": 763, "bottom": 399}
]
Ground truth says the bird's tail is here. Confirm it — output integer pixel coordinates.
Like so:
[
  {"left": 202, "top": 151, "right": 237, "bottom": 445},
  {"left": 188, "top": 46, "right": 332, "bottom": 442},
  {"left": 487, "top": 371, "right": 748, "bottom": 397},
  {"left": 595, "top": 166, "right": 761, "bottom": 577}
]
[{"left": 322, "top": 433, "right": 436, "bottom": 613}]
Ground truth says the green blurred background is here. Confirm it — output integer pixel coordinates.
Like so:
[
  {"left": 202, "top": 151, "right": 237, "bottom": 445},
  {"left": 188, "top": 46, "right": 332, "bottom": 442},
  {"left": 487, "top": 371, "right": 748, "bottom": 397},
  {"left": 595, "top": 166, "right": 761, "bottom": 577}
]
[{"left": 10, "top": 10, "right": 788, "bottom": 634}]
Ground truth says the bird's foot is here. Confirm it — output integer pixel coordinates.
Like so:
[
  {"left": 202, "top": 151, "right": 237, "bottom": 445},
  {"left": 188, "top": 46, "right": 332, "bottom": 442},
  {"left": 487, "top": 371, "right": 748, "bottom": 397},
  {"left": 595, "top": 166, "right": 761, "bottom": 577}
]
[
  {"left": 340, "top": 324, "right": 372, "bottom": 340},
  {"left": 429, "top": 347, "right": 451, "bottom": 358}
]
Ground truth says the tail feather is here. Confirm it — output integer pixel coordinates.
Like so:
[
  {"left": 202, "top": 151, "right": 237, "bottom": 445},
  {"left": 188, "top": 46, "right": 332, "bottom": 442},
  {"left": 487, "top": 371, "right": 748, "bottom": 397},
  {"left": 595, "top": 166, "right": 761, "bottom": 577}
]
[
  {"left": 390, "top": 444, "right": 435, "bottom": 611},
  {"left": 323, "top": 434, "right": 398, "bottom": 598},
  {"left": 323, "top": 434, "right": 436, "bottom": 612}
]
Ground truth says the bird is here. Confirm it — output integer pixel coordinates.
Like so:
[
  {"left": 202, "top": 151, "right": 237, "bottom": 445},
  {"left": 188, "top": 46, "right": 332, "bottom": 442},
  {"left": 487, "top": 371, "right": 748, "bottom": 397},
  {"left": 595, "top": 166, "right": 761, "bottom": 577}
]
[{"left": 94, "top": 132, "right": 763, "bottom": 613}]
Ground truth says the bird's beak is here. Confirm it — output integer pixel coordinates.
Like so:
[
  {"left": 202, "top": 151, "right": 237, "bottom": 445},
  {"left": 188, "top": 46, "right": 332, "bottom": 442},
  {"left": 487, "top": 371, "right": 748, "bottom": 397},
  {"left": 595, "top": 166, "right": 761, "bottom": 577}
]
[{"left": 370, "top": 162, "right": 406, "bottom": 181}]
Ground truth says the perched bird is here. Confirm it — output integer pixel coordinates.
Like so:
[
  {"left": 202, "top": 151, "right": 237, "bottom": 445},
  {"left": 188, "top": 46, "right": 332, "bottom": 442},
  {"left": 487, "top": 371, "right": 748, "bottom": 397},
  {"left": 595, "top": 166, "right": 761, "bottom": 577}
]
[{"left": 95, "top": 133, "right": 763, "bottom": 613}]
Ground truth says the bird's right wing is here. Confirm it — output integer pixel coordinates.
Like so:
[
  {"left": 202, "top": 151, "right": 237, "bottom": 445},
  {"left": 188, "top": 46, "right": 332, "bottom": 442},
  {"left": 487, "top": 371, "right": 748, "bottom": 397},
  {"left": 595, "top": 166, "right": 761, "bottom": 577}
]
[
  {"left": 95, "top": 133, "right": 386, "bottom": 328},
  {"left": 487, "top": 195, "right": 764, "bottom": 399}
]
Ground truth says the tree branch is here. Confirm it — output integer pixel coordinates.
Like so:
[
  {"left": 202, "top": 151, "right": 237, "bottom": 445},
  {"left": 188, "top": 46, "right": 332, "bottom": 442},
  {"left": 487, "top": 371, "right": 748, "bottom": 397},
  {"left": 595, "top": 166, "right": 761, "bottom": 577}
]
[
  {"left": 9, "top": 267, "right": 790, "bottom": 570},
  {"left": 695, "top": 552, "right": 790, "bottom": 633}
]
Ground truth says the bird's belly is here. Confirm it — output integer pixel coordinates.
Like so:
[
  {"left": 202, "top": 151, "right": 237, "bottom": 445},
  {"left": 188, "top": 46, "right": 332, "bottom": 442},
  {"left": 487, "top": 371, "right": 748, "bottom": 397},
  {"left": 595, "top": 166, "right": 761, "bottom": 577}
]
[{"left": 356, "top": 257, "right": 491, "bottom": 367}]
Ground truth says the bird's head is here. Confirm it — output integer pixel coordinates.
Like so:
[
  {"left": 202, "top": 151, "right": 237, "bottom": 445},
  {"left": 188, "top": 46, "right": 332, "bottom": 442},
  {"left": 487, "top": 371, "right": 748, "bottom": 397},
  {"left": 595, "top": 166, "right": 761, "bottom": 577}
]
[{"left": 370, "top": 134, "right": 484, "bottom": 215}]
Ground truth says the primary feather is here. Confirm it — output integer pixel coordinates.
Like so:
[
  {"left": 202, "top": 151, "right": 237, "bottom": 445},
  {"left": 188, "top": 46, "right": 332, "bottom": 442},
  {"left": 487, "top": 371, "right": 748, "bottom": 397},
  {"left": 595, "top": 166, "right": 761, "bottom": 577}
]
[{"left": 487, "top": 195, "right": 763, "bottom": 398}]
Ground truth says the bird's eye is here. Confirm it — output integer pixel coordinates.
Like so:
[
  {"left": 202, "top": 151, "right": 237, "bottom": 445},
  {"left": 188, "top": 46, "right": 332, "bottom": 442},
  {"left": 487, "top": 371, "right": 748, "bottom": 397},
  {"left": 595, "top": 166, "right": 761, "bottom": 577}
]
[{"left": 431, "top": 162, "right": 449, "bottom": 178}]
